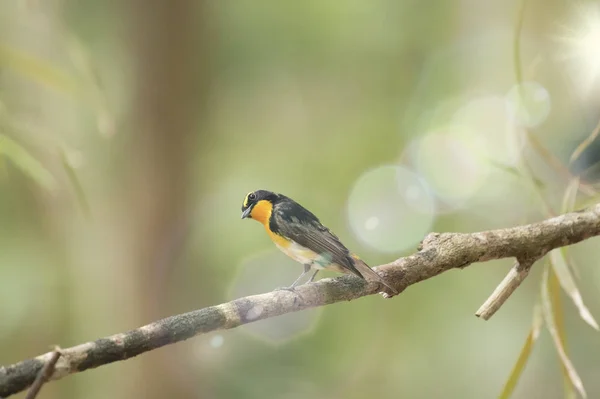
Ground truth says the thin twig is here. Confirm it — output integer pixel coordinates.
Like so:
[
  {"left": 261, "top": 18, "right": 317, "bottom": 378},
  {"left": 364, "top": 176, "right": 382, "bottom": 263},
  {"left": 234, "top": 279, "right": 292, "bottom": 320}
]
[
  {"left": 570, "top": 117, "right": 600, "bottom": 166},
  {"left": 24, "top": 347, "right": 61, "bottom": 399},
  {"left": 527, "top": 132, "right": 597, "bottom": 197},
  {"left": 475, "top": 259, "right": 536, "bottom": 320},
  {"left": 1, "top": 204, "right": 600, "bottom": 398}
]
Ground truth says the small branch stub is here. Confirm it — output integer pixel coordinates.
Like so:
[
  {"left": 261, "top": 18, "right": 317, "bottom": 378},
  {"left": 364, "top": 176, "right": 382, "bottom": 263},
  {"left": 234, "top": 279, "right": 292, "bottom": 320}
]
[{"left": 475, "top": 259, "right": 537, "bottom": 320}]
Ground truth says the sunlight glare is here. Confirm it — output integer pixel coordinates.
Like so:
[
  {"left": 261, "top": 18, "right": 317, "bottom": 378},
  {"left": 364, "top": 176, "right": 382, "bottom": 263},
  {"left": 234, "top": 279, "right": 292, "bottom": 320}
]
[{"left": 556, "top": 3, "right": 600, "bottom": 95}]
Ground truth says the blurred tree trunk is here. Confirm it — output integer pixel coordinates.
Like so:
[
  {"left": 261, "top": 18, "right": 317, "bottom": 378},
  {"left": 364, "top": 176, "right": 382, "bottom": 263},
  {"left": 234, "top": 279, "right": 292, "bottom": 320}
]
[{"left": 122, "top": 1, "right": 212, "bottom": 398}]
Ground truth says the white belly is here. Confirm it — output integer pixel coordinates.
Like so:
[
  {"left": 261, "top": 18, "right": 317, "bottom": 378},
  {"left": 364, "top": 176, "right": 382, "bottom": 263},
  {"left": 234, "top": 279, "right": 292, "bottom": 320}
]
[{"left": 275, "top": 241, "right": 329, "bottom": 269}]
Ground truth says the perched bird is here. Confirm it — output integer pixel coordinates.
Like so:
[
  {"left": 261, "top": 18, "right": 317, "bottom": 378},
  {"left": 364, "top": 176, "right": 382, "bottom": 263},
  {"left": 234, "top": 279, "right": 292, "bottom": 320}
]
[{"left": 241, "top": 189, "right": 397, "bottom": 296}]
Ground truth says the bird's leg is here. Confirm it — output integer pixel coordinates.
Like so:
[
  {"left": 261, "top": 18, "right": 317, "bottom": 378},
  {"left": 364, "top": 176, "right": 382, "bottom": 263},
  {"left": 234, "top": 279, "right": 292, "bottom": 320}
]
[
  {"left": 289, "top": 270, "right": 308, "bottom": 288},
  {"left": 307, "top": 269, "right": 319, "bottom": 283},
  {"left": 276, "top": 264, "right": 312, "bottom": 292}
]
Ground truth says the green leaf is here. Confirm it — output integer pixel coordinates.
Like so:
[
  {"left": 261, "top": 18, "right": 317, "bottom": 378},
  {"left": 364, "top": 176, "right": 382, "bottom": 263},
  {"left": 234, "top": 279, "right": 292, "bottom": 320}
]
[
  {"left": 560, "top": 177, "right": 582, "bottom": 278},
  {"left": 560, "top": 177, "right": 581, "bottom": 277},
  {"left": 552, "top": 177, "right": 599, "bottom": 330},
  {"left": 498, "top": 304, "right": 543, "bottom": 399},
  {"left": 549, "top": 250, "right": 598, "bottom": 330},
  {"left": 561, "top": 177, "right": 580, "bottom": 214},
  {"left": 541, "top": 265, "right": 587, "bottom": 398},
  {"left": 549, "top": 264, "right": 577, "bottom": 399},
  {"left": 0, "top": 134, "right": 57, "bottom": 192}
]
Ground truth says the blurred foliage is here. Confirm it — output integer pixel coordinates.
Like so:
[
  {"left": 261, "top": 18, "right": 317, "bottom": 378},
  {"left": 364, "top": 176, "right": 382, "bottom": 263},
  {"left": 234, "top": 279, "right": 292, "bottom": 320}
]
[
  {"left": 0, "top": 133, "right": 57, "bottom": 192},
  {"left": 1, "top": 1, "right": 600, "bottom": 399},
  {"left": 499, "top": 304, "right": 544, "bottom": 399},
  {"left": 0, "top": 43, "right": 77, "bottom": 95}
]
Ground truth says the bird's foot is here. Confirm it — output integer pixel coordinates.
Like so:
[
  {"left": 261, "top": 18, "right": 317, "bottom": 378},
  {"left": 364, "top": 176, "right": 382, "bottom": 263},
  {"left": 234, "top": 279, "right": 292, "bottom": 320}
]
[{"left": 274, "top": 285, "right": 306, "bottom": 305}]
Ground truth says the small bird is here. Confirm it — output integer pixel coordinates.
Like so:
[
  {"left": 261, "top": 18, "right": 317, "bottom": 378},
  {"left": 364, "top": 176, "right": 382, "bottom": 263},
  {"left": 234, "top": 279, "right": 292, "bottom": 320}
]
[{"left": 241, "top": 189, "right": 397, "bottom": 296}]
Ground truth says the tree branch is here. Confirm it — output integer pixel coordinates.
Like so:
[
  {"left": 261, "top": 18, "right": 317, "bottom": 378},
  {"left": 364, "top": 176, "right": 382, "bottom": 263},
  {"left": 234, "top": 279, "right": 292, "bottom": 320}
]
[
  {"left": 24, "top": 347, "right": 61, "bottom": 399},
  {"left": 475, "top": 259, "right": 536, "bottom": 320},
  {"left": 1, "top": 204, "right": 600, "bottom": 397}
]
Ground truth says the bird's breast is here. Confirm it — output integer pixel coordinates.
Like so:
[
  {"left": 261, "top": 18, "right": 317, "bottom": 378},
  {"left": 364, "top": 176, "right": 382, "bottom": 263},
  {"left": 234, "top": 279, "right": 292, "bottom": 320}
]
[{"left": 266, "top": 228, "right": 325, "bottom": 267}]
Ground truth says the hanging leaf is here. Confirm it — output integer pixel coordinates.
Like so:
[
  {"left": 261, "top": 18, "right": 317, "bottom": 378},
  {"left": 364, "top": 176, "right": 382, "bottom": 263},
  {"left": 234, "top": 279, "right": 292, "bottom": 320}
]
[
  {"left": 561, "top": 177, "right": 580, "bottom": 213},
  {"left": 550, "top": 177, "right": 599, "bottom": 330},
  {"left": 498, "top": 304, "right": 544, "bottom": 399},
  {"left": 560, "top": 178, "right": 582, "bottom": 279},
  {"left": 565, "top": 250, "right": 581, "bottom": 280},
  {"left": 549, "top": 250, "right": 599, "bottom": 330},
  {"left": 541, "top": 265, "right": 587, "bottom": 398},
  {"left": 549, "top": 263, "right": 577, "bottom": 399}
]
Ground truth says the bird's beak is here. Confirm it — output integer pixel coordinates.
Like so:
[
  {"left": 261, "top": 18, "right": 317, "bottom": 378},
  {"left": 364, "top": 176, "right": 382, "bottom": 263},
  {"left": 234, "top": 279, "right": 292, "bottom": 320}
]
[{"left": 241, "top": 207, "right": 252, "bottom": 219}]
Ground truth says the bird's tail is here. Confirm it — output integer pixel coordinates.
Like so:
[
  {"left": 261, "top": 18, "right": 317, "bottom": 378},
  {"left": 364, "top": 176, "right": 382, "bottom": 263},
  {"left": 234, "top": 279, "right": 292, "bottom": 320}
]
[{"left": 351, "top": 255, "right": 398, "bottom": 297}]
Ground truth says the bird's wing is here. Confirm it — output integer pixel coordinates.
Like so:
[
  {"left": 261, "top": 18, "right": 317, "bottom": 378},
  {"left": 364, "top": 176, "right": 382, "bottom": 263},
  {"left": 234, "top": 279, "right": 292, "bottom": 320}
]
[
  {"left": 272, "top": 200, "right": 398, "bottom": 295},
  {"left": 272, "top": 203, "right": 361, "bottom": 277}
]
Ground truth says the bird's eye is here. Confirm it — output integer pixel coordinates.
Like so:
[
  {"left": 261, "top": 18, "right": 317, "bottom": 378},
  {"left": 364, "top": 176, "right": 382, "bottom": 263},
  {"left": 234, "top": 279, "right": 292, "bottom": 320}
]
[{"left": 248, "top": 193, "right": 256, "bottom": 201}]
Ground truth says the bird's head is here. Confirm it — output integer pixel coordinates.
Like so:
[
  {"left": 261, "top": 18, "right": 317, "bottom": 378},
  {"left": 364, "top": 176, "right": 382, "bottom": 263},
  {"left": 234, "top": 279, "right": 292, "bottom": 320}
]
[{"left": 241, "top": 190, "right": 279, "bottom": 223}]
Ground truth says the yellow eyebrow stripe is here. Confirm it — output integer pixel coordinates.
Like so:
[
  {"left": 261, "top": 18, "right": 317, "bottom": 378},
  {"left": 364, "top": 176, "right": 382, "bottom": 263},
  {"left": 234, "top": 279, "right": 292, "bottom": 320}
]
[{"left": 243, "top": 192, "right": 252, "bottom": 208}]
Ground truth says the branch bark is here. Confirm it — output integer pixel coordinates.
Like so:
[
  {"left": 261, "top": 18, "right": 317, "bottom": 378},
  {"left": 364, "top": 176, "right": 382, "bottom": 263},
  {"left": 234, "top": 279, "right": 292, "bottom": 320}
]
[
  {"left": 24, "top": 347, "right": 61, "bottom": 399},
  {"left": 1, "top": 204, "right": 600, "bottom": 397},
  {"left": 475, "top": 259, "right": 535, "bottom": 320}
]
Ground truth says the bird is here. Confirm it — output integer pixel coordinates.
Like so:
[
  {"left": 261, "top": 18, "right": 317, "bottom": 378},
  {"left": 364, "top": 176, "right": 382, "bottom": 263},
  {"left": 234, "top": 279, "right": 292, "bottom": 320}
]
[{"left": 240, "top": 189, "right": 397, "bottom": 296}]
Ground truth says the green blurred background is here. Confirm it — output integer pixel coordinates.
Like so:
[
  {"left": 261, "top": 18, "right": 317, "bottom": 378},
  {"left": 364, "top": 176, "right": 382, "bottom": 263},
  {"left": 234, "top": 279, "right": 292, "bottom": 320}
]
[{"left": 2, "top": 1, "right": 600, "bottom": 398}]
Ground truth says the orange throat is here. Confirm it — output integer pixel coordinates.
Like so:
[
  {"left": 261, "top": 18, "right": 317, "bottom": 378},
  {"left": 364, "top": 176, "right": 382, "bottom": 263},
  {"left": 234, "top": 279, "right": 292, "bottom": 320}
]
[
  {"left": 250, "top": 200, "right": 292, "bottom": 249},
  {"left": 250, "top": 200, "right": 273, "bottom": 226}
]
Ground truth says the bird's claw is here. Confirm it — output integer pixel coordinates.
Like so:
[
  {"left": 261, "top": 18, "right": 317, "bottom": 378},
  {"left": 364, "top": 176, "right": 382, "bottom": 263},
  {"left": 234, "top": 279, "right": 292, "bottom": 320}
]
[{"left": 274, "top": 286, "right": 306, "bottom": 304}]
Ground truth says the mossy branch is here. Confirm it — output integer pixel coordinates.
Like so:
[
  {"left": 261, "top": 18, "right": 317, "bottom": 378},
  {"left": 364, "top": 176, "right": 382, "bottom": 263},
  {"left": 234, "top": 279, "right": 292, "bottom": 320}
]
[{"left": 1, "top": 204, "right": 600, "bottom": 397}]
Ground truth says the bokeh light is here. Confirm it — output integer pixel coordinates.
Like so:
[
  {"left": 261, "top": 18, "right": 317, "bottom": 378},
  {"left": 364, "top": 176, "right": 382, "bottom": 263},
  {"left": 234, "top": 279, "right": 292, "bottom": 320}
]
[
  {"left": 412, "top": 126, "right": 489, "bottom": 206},
  {"left": 403, "top": 92, "right": 533, "bottom": 215},
  {"left": 190, "top": 332, "right": 229, "bottom": 369},
  {"left": 347, "top": 165, "right": 435, "bottom": 253},
  {"left": 210, "top": 334, "right": 224, "bottom": 348},
  {"left": 230, "top": 251, "right": 320, "bottom": 343},
  {"left": 505, "top": 82, "right": 551, "bottom": 128},
  {"left": 452, "top": 95, "right": 524, "bottom": 166}
]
